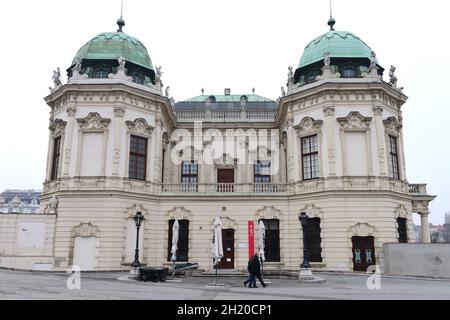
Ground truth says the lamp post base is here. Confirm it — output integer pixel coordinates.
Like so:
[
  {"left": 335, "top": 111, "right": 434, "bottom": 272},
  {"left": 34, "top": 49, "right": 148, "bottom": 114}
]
[
  {"left": 298, "top": 268, "right": 326, "bottom": 284},
  {"left": 129, "top": 267, "right": 140, "bottom": 280}
]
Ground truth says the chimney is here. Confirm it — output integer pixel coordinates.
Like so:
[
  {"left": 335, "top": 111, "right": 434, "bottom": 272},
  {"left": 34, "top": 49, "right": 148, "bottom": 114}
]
[{"left": 224, "top": 88, "right": 231, "bottom": 96}]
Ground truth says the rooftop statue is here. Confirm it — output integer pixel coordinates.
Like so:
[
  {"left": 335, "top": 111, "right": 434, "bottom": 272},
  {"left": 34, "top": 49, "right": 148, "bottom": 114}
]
[
  {"left": 324, "top": 52, "right": 331, "bottom": 67},
  {"left": 281, "top": 86, "right": 286, "bottom": 97},
  {"left": 287, "top": 66, "right": 294, "bottom": 80},
  {"left": 369, "top": 51, "right": 377, "bottom": 70},
  {"left": 74, "top": 58, "right": 83, "bottom": 72},
  {"left": 389, "top": 65, "right": 397, "bottom": 84},
  {"left": 165, "top": 86, "right": 170, "bottom": 98},
  {"left": 118, "top": 56, "right": 126, "bottom": 68},
  {"left": 52, "top": 68, "right": 62, "bottom": 87}
]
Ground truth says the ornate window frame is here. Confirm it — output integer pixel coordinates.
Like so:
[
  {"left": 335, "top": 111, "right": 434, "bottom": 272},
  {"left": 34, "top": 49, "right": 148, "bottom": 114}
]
[
  {"left": 125, "top": 118, "right": 154, "bottom": 181},
  {"left": 300, "top": 204, "right": 325, "bottom": 263},
  {"left": 48, "top": 119, "right": 67, "bottom": 181},
  {"left": 383, "top": 116, "right": 404, "bottom": 181},
  {"left": 165, "top": 207, "right": 194, "bottom": 263},
  {"left": 347, "top": 222, "right": 378, "bottom": 269},
  {"left": 75, "top": 113, "right": 111, "bottom": 177},
  {"left": 255, "top": 206, "right": 284, "bottom": 264},
  {"left": 337, "top": 112, "right": 373, "bottom": 176},
  {"left": 394, "top": 204, "right": 410, "bottom": 243},
  {"left": 295, "top": 117, "right": 324, "bottom": 180}
]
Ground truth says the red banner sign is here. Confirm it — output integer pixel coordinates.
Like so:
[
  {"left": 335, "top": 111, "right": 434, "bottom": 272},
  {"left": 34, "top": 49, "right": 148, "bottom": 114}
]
[{"left": 248, "top": 221, "right": 254, "bottom": 260}]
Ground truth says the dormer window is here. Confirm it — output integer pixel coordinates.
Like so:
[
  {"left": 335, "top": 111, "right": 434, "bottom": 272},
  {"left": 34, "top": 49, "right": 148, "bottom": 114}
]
[
  {"left": 340, "top": 63, "right": 358, "bottom": 78},
  {"left": 131, "top": 72, "right": 144, "bottom": 85},
  {"left": 305, "top": 69, "right": 320, "bottom": 84},
  {"left": 93, "top": 66, "right": 110, "bottom": 79},
  {"left": 208, "top": 95, "right": 216, "bottom": 103}
]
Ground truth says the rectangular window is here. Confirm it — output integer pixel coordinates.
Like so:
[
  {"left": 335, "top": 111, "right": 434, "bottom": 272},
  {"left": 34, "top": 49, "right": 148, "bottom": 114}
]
[
  {"left": 389, "top": 135, "right": 400, "bottom": 179},
  {"left": 261, "top": 219, "right": 280, "bottom": 262},
  {"left": 167, "top": 220, "right": 189, "bottom": 262},
  {"left": 50, "top": 136, "right": 61, "bottom": 180},
  {"left": 129, "top": 135, "right": 148, "bottom": 181},
  {"left": 302, "top": 135, "right": 319, "bottom": 180},
  {"left": 254, "top": 161, "right": 271, "bottom": 192},
  {"left": 397, "top": 217, "right": 408, "bottom": 243},
  {"left": 304, "top": 218, "right": 322, "bottom": 262},
  {"left": 181, "top": 161, "right": 198, "bottom": 192}
]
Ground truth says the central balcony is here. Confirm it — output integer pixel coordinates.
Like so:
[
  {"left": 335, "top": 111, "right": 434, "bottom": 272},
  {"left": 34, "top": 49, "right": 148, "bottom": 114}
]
[{"left": 160, "top": 183, "right": 288, "bottom": 194}]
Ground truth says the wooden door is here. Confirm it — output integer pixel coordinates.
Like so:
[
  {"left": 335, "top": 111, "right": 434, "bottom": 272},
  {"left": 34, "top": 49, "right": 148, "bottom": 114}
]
[
  {"left": 352, "top": 236, "right": 375, "bottom": 272},
  {"left": 218, "top": 229, "right": 235, "bottom": 269},
  {"left": 217, "top": 169, "right": 234, "bottom": 192}
]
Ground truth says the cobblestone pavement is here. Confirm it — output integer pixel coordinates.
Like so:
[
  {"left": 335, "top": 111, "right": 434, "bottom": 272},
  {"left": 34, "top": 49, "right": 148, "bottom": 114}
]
[{"left": 0, "top": 269, "right": 449, "bottom": 300}]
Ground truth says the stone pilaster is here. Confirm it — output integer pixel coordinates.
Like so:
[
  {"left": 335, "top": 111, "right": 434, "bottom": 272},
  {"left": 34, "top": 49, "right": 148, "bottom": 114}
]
[
  {"left": 373, "top": 105, "right": 387, "bottom": 177},
  {"left": 323, "top": 106, "right": 336, "bottom": 176},
  {"left": 62, "top": 107, "right": 76, "bottom": 177},
  {"left": 112, "top": 107, "right": 125, "bottom": 177}
]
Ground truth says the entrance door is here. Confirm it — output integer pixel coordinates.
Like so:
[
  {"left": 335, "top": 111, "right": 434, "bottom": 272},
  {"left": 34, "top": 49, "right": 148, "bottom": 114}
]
[
  {"left": 73, "top": 236, "right": 97, "bottom": 271},
  {"left": 218, "top": 229, "right": 234, "bottom": 269},
  {"left": 217, "top": 169, "right": 234, "bottom": 192},
  {"left": 352, "top": 236, "right": 375, "bottom": 272}
]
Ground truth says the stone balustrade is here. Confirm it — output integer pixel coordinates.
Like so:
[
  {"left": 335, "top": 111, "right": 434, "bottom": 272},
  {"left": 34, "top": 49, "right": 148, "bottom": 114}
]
[{"left": 175, "top": 110, "right": 276, "bottom": 122}]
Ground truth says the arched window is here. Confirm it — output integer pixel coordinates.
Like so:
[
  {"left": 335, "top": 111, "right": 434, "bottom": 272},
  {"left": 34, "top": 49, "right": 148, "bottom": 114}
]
[
  {"left": 93, "top": 65, "right": 110, "bottom": 79},
  {"left": 131, "top": 72, "right": 144, "bottom": 85},
  {"left": 305, "top": 69, "right": 319, "bottom": 84},
  {"left": 340, "top": 64, "right": 358, "bottom": 78}
]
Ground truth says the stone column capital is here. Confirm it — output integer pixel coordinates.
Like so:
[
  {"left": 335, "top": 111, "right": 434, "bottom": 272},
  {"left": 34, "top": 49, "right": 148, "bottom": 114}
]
[
  {"left": 114, "top": 107, "right": 125, "bottom": 118},
  {"left": 372, "top": 105, "right": 384, "bottom": 116},
  {"left": 323, "top": 106, "right": 335, "bottom": 117},
  {"left": 66, "top": 107, "right": 77, "bottom": 117}
]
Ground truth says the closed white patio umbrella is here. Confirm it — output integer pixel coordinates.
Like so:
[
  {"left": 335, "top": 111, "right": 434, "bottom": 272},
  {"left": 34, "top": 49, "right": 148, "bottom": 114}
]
[
  {"left": 170, "top": 220, "right": 180, "bottom": 278},
  {"left": 259, "top": 220, "right": 266, "bottom": 262},
  {"left": 212, "top": 216, "right": 223, "bottom": 286}
]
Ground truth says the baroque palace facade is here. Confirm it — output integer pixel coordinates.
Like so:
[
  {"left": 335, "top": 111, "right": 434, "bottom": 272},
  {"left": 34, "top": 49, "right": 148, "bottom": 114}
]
[{"left": 0, "top": 16, "right": 435, "bottom": 272}]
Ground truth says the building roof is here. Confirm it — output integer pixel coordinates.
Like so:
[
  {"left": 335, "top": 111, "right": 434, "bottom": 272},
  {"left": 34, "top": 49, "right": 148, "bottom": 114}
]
[
  {"left": 71, "top": 32, "right": 154, "bottom": 71},
  {"left": 298, "top": 30, "right": 376, "bottom": 69}
]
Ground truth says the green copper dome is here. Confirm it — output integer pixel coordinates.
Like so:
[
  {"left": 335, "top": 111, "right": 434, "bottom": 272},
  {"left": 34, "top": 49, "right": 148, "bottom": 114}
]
[
  {"left": 298, "top": 31, "right": 376, "bottom": 69},
  {"left": 71, "top": 32, "right": 154, "bottom": 71}
]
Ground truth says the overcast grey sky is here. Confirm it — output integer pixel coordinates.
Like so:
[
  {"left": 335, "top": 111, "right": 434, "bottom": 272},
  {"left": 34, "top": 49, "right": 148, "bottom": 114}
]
[{"left": 0, "top": 0, "right": 449, "bottom": 224}]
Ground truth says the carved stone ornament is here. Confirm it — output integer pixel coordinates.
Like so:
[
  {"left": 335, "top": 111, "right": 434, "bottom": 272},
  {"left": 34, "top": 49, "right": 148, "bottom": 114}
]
[
  {"left": 77, "top": 113, "right": 111, "bottom": 131},
  {"left": 383, "top": 116, "right": 402, "bottom": 135},
  {"left": 114, "top": 107, "right": 125, "bottom": 118},
  {"left": 348, "top": 222, "right": 376, "bottom": 237},
  {"left": 67, "top": 107, "right": 77, "bottom": 117},
  {"left": 73, "top": 222, "right": 100, "bottom": 238},
  {"left": 294, "top": 117, "right": 324, "bottom": 137},
  {"left": 166, "top": 206, "right": 192, "bottom": 220},
  {"left": 337, "top": 112, "right": 372, "bottom": 131},
  {"left": 255, "top": 206, "right": 283, "bottom": 220},
  {"left": 126, "top": 118, "right": 154, "bottom": 138},
  {"left": 372, "top": 106, "right": 383, "bottom": 116},
  {"left": 323, "top": 106, "right": 335, "bottom": 117},
  {"left": 49, "top": 119, "right": 67, "bottom": 137},
  {"left": 394, "top": 205, "right": 408, "bottom": 219}
]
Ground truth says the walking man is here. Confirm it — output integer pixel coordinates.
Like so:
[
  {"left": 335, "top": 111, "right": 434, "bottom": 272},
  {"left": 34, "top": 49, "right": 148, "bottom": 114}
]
[{"left": 246, "top": 253, "right": 268, "bottom": 288}]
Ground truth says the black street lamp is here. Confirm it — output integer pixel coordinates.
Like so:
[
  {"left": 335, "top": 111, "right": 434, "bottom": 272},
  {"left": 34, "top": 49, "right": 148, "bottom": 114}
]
[
  {"left": 299, "top": 212, "right": 311, "bottom": 269},
  {"left": 131, "top": 212, "right": 144, "bottom": 268}
]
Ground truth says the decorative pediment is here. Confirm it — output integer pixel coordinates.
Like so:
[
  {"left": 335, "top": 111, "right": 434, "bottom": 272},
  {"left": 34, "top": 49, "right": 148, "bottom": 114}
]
[
  {"left": 383, "top": 116, "right": 402, "bottom": 135},
  {"left": 49, "top": 119, "right": 67, "bottom": 137},
  {"left": 337, "top": 112, "right": 372, "bottom": 131},
  {"left": 77, "top": 112, "right": 111, "bottom": 131},
  {"left": 294, "top": 117, "right": 323, "bottom": 137},
  {"left": 73, "top": 222, "right": 100, "bottom": 238},
  {"left": 394, "top": 205, "right": 408, "bottom": 219},
  {"left": 126, "top": 118, "right": 154, "bottom": 138},
  {"left": 348, "top": 222, "right": 376, "bottom": 237},
  {"left": 300, "top": 204, "right": 324, "bottom": 219},
  {"left": 125, "top": 203, "right": 149, "bottom": 219},
  {"left": 209, "top": 216, "right": 238, "bottom": 229},
  {"left": 166, "top": 206, "right": 193, "bottom": 220},
  {"left": 255, "top": 206, "right": 283, "bottom": 220}
]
